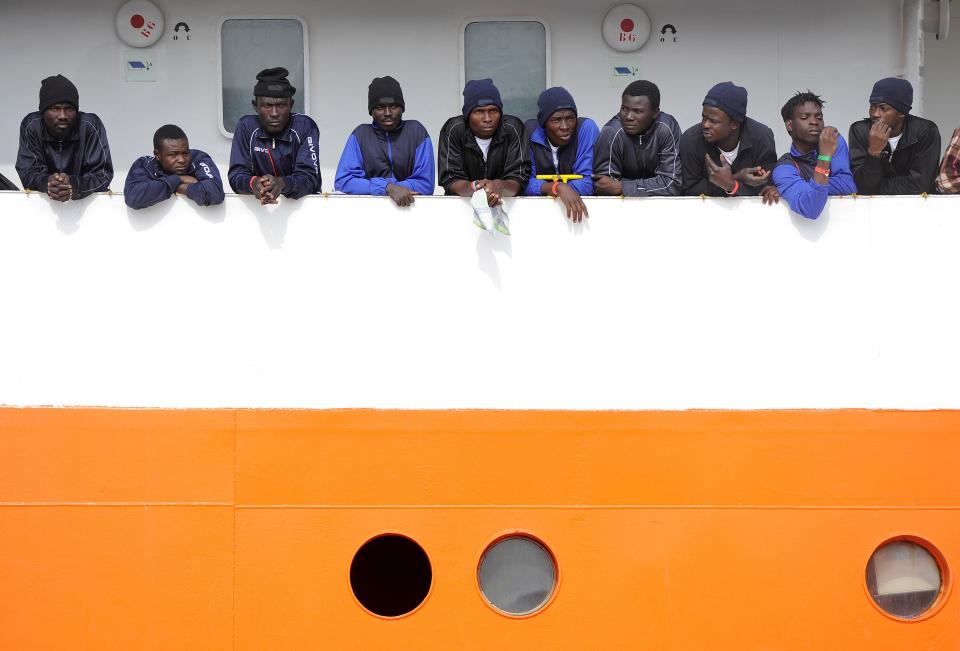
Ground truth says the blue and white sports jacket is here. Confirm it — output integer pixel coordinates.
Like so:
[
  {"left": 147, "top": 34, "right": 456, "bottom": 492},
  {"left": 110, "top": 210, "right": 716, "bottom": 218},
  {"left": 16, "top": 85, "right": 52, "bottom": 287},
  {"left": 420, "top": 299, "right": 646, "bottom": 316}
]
[
  {"left": 124, "top": 149, "right": 224, "bottom": 209},
  {"left": 334, "top": 120, "right": 434, "bottom": 196},
  {"left": 228, "top": 114, "right": 321, "bottom": 198}
]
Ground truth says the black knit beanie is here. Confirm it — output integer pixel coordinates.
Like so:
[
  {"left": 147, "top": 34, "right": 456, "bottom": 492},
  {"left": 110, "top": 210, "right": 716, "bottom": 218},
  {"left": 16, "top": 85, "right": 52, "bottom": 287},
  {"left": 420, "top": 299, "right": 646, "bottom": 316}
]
[
  {"left": 869, "top": 77, "right": 913, "bottom": 114},
  {"left": 462, "top": 79, "right": 502, "bottom": 120},
  {"left": 39, "top": 75, "right": 79, "bottom": 113},
  {"left": 536, "top": 87, "right": 577, "bottom": 127},
  {"left": 254, "top": 67, "right": 296, "bottom": 98},
  {"left": 703, "top": 81, "right": 748, "bottom": 124},
  {"left": 368, "top": 76, "right": 405, "bottom": 113}
]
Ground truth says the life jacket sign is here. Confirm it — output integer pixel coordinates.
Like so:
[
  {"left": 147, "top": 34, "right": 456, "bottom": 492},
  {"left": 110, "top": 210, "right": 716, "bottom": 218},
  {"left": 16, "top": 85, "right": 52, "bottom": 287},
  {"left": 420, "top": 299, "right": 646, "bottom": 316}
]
[
  {"left": 116, "top": 0, "right": 165, "bottom": 48},
  {"left": 602, "top": 4, "right": 651, "bottom": 53}
]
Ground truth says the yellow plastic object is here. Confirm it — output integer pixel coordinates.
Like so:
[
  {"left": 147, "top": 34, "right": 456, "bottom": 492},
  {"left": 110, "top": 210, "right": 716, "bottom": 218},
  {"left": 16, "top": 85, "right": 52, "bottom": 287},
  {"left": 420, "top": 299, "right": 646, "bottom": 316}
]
[{"left": 535, "top": 174, "right": 584, "bottom": 183}]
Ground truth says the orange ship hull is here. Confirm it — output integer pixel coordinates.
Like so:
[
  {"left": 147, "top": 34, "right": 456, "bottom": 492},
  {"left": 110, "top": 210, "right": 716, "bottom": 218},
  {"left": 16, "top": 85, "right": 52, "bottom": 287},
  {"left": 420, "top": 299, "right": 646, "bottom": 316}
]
[{"left": 2, "top": 407, "right": 957, "bottom": 649}]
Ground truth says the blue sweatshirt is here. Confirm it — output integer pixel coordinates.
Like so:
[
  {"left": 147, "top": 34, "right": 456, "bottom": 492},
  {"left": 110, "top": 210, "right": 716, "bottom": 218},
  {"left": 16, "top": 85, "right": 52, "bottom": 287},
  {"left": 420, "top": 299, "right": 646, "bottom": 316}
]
[
  {"left": 523, "top": 117, "right": 599, "bottom": 196},
  {"left": 124, "top": 149, "right": 224, "bottom": 209},
  {"left": 334, "top": 120, "right": 435, "bottom": 196},
  {"left": 772, "top": 135, "right": 856, "bottom": 219},
  {"left": 228, "top": 113, "right": 321, "bottom": 198},
  {"left": 16, "top": 111, "right": 113, "bottom": 198}
]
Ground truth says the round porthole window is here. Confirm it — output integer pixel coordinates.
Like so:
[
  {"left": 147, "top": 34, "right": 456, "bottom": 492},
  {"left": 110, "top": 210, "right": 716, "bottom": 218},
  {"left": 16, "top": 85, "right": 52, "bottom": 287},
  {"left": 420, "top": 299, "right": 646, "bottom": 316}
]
[
  {"left": 478, "top": 535, "right": 557, "bottom": 616},
  {"left": 350, "top": 534, "right": 431, "bottom": 618},
  {"left": 866, "top": 538, "right": 945, "bottom": 620}
]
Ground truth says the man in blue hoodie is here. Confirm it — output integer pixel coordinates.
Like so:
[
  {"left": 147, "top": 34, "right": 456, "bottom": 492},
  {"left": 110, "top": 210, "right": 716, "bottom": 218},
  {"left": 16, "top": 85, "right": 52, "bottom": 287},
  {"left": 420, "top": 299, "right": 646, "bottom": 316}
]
[
  {"left": 334, "top": 76, "right": 434, "bottom": 207},
  {"left": 523, "top": 87, "right": 599, "bottom": 223},
  {"left": 772, "top": 92, "right": 856, "bottom": 220},
  {"left": 16, "top": 74, "right": 113, "bottom": 201},
  {"left": 228, "top": 67, "right": 321, "bottom": 204},
  {"left": 124, "top": 124, "right": 225, "bottom": 209}
]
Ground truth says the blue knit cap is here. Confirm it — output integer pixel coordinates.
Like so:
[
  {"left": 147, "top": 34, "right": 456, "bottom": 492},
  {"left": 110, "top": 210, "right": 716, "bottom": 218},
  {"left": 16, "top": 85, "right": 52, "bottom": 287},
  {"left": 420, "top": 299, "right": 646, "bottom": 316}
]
[
  {"left": 703, "top": 81, "right": 748, "bottom": 124},
  {"left": 462, "top": 79, "right": 503, "bottom": 120},
  {"left": 536, "top": 87, "right": 577, "bottom": 127},
  {"left": 869, "top": 77, "right": 913, "bottom": 114}
]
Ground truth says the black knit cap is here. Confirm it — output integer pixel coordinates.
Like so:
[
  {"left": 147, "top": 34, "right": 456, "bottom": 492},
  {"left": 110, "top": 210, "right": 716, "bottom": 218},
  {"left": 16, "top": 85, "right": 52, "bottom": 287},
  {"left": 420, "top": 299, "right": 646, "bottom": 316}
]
[
  {"left": 254, "top": 67, "right": 296, "bottom": 98},
  {"left": 368, "top": 76, "right": 405, "bottom": 113},
  {"left": 870, "top": 77, "right": 913, "bottom": 114},
  {"left": 703, "top": 81, "right": 748, "bottom": 124},
  {"left": 39, "top": 74, "right": 79, "bottom": 112}
]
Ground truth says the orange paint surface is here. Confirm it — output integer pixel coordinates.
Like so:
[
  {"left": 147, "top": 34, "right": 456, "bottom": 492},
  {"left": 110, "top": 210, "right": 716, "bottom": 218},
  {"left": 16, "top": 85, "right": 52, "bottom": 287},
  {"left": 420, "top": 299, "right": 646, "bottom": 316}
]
[{"left": 1, "top": 408, "right": 958, "bottom": 649}]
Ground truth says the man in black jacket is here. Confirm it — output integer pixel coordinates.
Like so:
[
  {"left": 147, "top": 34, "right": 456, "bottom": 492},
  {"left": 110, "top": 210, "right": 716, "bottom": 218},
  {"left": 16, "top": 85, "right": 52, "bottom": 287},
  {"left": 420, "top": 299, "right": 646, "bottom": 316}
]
[
  {"left": 16, "top": 75, "right": 113, "bottom": 201},
  {"left": 593, "top": 80, "right": 682, "bottom": 198},
  {"left": 437, "top": 78, "right": 530, "bottom": 207},
  {"left": 848, "top": 77, "right": 941, "bottom": 195},
  {"left": 679, "top": 82, "right": 779, "bottom": 204}
]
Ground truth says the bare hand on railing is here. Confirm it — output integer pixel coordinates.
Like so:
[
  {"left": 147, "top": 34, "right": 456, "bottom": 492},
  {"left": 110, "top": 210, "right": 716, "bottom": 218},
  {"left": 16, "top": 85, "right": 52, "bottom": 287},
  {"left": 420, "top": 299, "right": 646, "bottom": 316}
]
[
  {"left": 46, "top": 172, "right": 72, "bottom": 202},
  {"left": 556, "top": 183, "right": 588, "bottom": 223},
  {"left": 478, "top": 179, "right": 505, "bottom": 207},
  {"left": 760, "top": 185, "right": 780, "bottom": 206},
  {"left": 176, "top": 175, "right": 198, "bottom": 195},
  {"left": 254, "top": 174, "right": 284, "bottom": 205},
  {"left": 592, "top": 175, "right": 623, "bottom": 196},
  {"left": 386, "top": 183, "right": 418, "bottom": 208}
]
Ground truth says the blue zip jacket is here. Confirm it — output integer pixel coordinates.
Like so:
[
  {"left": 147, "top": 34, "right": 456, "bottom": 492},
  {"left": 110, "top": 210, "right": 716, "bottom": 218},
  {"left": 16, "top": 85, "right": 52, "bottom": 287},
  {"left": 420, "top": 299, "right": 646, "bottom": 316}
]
[
  {"left": 16, "top": 111, "right": 113, "bottom": 198},
  {"left": 523, "top": 117, "right": 599, "bottom": 196},
  {"left": 772, "top": 135, "right": 856, "bottom": 220},
  {"left": 124, "top": 149, "right": 225, "bottom": 209},
  {"left": 228, "top": 113, "right": 321, "bottom": 198},
  {"left": 334, "top": 120, "right": 435, "bottom": 195}
]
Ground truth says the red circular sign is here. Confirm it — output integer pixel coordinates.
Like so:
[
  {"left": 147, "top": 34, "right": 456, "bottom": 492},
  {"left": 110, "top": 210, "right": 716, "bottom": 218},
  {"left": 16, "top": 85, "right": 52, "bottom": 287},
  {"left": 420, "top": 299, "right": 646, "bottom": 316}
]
[
  {"left": 620, "top": 18, "right": 635, "bottom": 32},
  {"left": 130, "top": 14, "right": 145, "bottom": 29}
]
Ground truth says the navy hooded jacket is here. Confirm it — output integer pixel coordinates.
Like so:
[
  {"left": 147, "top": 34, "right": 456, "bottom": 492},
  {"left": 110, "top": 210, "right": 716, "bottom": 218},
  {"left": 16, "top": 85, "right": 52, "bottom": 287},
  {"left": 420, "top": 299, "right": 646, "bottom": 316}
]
[
  {"left": 523, "top": 117, "right": 599, "bottom": 196},
  {"left": 124, "top": 149, "right": 225, "bottom": 210},
  {"left": 334, "top": 120, "right": 434, "bottom": 196},
  {"left": 16, "top": 111, "right": 113, "bottom": 198},
  {"left": 228, "top": 113, "right": 321, "bottom": 198}
]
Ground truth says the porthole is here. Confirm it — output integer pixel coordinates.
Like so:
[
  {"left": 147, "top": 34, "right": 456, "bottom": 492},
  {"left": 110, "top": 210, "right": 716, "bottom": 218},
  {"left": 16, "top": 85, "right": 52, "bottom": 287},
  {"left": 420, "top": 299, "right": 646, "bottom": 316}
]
[
  {"left": 478, "top": 534, "right": 557, "bottom": 616},
  {"left": 866, "top": 537, "right": 947, "bottom": 620},
  {"left": 350, "top": 534, "right": 431, "bottom": 618}
]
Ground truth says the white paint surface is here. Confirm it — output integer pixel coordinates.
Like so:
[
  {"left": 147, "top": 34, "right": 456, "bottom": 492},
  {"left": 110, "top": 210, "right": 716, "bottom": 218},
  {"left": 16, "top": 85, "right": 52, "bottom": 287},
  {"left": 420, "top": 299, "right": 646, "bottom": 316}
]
[
  {"left": 0, "top": 0, "right": 931, "bottom": 191},
  {"left": 1, "top": 192, "right": 959, "bottom": 410}
]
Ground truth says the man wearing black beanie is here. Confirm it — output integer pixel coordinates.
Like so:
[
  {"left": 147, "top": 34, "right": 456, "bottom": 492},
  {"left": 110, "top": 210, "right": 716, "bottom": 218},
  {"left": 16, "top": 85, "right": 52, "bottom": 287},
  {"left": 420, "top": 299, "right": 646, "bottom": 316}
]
[
  {"left": 848, "top": 77, "right": 941, "bottom": 194},
  {"left": 334, "top": 76, "right": 435, "bottom": 206},
  {"left": 228, "top": 67, "right": 321, "bottom": 203},
  {"left": 16, "top": 74, "right": 113, "bottom": 201},
  {"left": 437, "top": 78, "right": 530, "bottom": 208},
  {"left": 679, "top": 81, "right": 778, "bottom": 204}
]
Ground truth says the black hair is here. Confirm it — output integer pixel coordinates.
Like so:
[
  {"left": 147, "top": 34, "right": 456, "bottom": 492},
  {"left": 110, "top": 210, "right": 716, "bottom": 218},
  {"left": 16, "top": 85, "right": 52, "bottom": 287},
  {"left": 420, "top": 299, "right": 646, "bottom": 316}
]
[
  {"left": 780, "top": 91, "right": 824, "bottom": 122},
  {"left": 622, "top": 80, "right": 660, "bottom": 109},
  {"left": 153, "top": 124, "right": 188, "bottom": 151}
]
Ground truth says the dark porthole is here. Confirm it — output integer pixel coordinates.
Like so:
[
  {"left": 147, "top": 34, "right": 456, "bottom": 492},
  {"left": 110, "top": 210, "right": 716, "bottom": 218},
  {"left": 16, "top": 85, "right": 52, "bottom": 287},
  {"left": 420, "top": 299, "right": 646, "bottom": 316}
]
[
  {"left": 350, "top": 534, "right": 432, "bottom": 617},
  {"left": 866, "top": 538, "right": 945, "bottom": 620},
  {"left": 478, "top": 535, "right": 557, "bottom": 616}
]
